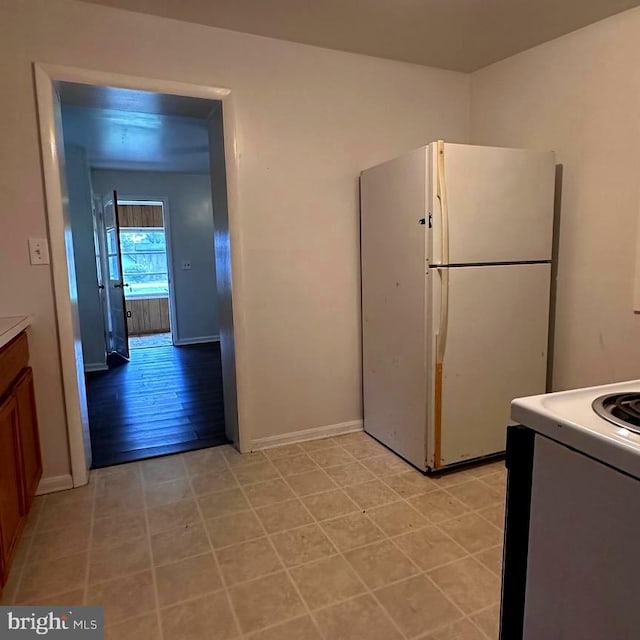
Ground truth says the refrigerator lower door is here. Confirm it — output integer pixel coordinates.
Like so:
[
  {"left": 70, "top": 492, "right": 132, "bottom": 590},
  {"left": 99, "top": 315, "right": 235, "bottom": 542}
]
[{"left": 431, "top": 263, "right": 550, "bottom": 468}]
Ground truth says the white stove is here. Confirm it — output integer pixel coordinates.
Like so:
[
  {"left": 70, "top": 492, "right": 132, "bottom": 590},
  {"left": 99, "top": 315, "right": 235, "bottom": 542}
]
[
  {"left": 502, "top": 381, "right": 640, "bottom": 640},
  {"left": 511, "top": 379, "right": 640, "bottom": 478}
]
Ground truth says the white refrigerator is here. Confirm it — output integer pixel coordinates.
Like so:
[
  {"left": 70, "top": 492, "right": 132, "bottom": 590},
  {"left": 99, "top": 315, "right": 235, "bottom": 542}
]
[{"left": 360, "top": 141, "right": 555, "bottom": 471}]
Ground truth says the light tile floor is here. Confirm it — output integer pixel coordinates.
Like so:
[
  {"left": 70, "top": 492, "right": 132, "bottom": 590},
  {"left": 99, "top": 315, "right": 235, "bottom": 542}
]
[{"left": 1, "top": 433, "right": 505, "bottom": 639}]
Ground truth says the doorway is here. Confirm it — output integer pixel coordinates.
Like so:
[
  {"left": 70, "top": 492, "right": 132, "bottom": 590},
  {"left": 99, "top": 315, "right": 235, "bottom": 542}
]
[
  {"left": 88, "top": 192, "right": 227, "bottom": 466},
  {"left": 61, "top": 88, "right": 230, "bottom": 468},
  {"left": 34, "top": 65, "right": 242, "bottom": 483},
  {"left": 112, "top": 199, "right": 174, "bottom": 351}
]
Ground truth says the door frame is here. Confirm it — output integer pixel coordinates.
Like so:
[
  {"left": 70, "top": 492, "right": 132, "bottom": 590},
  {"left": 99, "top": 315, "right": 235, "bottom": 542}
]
[
  {"left": 117, "top": 196, "right": 178, "bottom": 345},
  {"left": 34, "top": 63, "right": 246, "bottom": 487}
]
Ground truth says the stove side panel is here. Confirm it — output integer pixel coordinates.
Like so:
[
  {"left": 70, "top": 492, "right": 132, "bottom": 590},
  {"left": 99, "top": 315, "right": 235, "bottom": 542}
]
[{"left": 523, "top": 434, "right": 640, "bottom": 640}]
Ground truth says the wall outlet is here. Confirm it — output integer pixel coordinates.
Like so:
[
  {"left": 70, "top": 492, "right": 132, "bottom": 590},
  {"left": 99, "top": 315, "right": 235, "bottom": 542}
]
[
  {"left": 181, "top": 261, "right": 192, "bottom": 270},
  {"left": 28, "top": 237, "right": 50, "bottom": 265}
]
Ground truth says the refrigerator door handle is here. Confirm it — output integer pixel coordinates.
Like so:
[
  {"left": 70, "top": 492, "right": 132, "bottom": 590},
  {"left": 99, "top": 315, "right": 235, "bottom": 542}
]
[
  {"left": 433, "top": 265, "right": 449, "bottom": 468},
  {"left": 435, "top": 267, "right": 449, "bottom": 365},
  {"left": 435, "top": 141, "right": 450, "bottom": 364},
  {"left": 433, "top": 142, "right": 451, "bottom": 468},
  {"left": 436, "top": 140, "right": 450, "bottom": 267}
]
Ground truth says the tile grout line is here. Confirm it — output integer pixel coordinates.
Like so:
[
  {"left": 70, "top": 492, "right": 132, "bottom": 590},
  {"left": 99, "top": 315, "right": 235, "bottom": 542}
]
[
  {"left": 184, "top": 451, "right": 246, "bottom": 639},
  {"left": 384, "top": 482, "right": 502, "bottom": 633},
  {"left": 381, "top": 522, "right": 472, "bottom": 632},
  {"left": 327, "top": 438, "right": 503, "bottom": 636},
  {"left": 17, "top": 516, "right": 499, "bottom": 617},
  {"left": 274, "top": 439, "right": 504, "bottom": 517},
  {"left": 406, "top": 473, "right": 503, "bottom": 636},
  {"left": 194, "top": 495, "right": 499, "bottom": 558},
  {"left": 262, "top": 451, "right": 413, "bottom": 640},
  {"left": 467, "top": 601, "right": 501, "bottom": 640},
  {"left": 6, "top": 494, "right": 46, "bottom": 604},
  {"left": 13, "top": 437, "right": 504, "bottom": 637},
  {"left": 81, "top": 476, "right": 97, "bottom": 607},
  {"left": 137, "top": 518, "right": 499, "bottom": 595},
  {"left": 222, "top": 447, "right": 330, "bottom": 639},
  {"left": 139, "top": 462, "right": 165, "bottom": 640},
  {"left": 208, "top": 441, "right": 504, "bottom": 635}
]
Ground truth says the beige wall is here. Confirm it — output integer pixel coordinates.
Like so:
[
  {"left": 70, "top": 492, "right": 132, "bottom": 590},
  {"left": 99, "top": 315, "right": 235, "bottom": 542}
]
[
  {"left": 471, "top": 8, "right": 640, "bottom": 391},
  {"left": 0, "top": 0, "right": 469, "bottom": 478}
]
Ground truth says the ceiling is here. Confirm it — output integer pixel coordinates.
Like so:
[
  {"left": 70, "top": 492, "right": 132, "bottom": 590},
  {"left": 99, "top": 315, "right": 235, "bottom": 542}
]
[
  {"left": 59, "top": 82, "right": 216, "bottom": 118},
  {"left": 59, "top": 83, "right": 215, "bottom": 173},
  {"left": 81, "top": 0, "right": 640, "bottom": 71}
]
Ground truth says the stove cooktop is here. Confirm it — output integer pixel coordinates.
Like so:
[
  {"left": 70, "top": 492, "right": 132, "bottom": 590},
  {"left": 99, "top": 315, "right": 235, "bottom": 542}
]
[
  {"left": 511, "top": 380, "right": 640, "bottom": 478},
  {"left": 593, "top": 393, "right": 640, "bottom": 435}
]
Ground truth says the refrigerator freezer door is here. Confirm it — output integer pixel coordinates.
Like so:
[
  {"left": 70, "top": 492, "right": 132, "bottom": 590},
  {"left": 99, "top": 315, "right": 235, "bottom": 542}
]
[
  {"left": 432, "top": 263, "right": 550, "bottom": 468},
  {"left": 361, "top": 148, "right": 430, "bottom": 471},
  {"left": 430, "top": 143, "right": 555, "bottom": 265}
]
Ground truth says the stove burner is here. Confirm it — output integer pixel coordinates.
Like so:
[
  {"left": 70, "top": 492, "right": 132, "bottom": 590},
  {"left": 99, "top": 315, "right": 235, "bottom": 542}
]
[{"left": 593, "top": 393, "right": 640, "bottom": 434}]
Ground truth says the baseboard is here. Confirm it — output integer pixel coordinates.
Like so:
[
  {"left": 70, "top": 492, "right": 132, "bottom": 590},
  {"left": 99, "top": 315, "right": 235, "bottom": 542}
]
[
  {"left": 174, "top": 335, "right": 220, "bottom": 346},
  {"left": 84, "top": 362, "right": 108, "bottom": 373},
  {"left": 36, "top": 474, "right": 74, "bottom": 495},
  {"left": 250, "top": 420, "right": 363, "bottom": 452}
]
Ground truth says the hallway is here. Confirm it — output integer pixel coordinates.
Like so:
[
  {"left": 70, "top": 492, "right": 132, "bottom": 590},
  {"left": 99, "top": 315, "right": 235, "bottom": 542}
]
[{"left": 86, "top": 343, "right": 227, "bottom": 468}]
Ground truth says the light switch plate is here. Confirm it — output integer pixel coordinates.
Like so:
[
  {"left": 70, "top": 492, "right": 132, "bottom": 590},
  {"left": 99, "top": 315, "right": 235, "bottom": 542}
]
[
  {"left": 181, "top": 261, "right": 192, "bottom": 270},
  {"left": 29, "top": 237, "right": 50, "bottom": 265}
]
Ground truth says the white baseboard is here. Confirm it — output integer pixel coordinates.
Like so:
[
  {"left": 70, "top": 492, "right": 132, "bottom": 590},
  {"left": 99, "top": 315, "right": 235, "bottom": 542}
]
[
  {"left": 36, "top": 474, "right": 74, "bottom": 495},
  {"left": 174, "top": 335, "right": 220, "bottom": 346},
  {"left": 250, "top": 420, "right": 363, "bottom": 452},
  {"left": 84, "top": 362, "right": 108, "bottom": 373}
]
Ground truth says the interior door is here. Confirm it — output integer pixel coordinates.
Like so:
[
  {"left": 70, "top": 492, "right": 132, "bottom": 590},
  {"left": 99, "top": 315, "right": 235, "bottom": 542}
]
[
  {"left": 431, "top": 143, "right": 556, "bottom": 265},
  {"left": 103, "top": 191, "right": 130, "bottom": 360},
  {"left": 433, "top": 263, "right": 550, "bottom": 467}
]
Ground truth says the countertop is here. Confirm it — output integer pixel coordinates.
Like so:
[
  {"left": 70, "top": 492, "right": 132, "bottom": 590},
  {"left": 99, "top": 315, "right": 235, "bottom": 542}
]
[{"left": 0, "top": 316, "right": 32, "bottom": 350}]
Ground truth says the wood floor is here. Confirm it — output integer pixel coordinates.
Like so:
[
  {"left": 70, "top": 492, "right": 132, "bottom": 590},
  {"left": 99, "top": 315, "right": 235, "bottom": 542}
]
[{"left": 86, "top": 343, "right": 228, "bottom": 468}]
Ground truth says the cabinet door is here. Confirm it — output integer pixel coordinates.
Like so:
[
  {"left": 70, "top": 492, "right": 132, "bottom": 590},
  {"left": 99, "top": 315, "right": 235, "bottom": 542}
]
[
  {"left": 14, "top": 368, "right": 42, "bottom": 512},
  {"left": 0, "top": 395, "right": 23, "bottom": 586}
]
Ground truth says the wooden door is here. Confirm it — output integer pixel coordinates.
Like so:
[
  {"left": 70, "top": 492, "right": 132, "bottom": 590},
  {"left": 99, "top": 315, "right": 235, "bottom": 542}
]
[
  {"left": 0, "top": 395, "right": 23, "bottom": 585},
  {"left": 14, "top": 368, "right": 42, "bottom": 512}
]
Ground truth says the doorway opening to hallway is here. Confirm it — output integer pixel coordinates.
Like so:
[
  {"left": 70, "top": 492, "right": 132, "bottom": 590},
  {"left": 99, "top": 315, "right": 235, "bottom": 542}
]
[
  {"left": 51, "top": 79, "right": 236, "bottom": 469},
  {"left": 119, "top": 201, "right": 172, "bottom": 348}
]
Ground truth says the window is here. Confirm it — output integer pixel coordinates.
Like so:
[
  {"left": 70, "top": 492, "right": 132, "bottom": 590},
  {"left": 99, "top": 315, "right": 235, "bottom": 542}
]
[{"left": 119, "top": 227, "right": 169, "bottom": 299}]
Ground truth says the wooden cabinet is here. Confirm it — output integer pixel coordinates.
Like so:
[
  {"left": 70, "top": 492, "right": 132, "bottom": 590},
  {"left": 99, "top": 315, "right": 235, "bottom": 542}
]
[
  {"left": 0, "top": 332, "right": 42, "bottom": 589},
  {"left": 14, "top": 369, "right": 42, "bottom": 512},
  {"left": 0, "top": 396, "right": 22, "bottom": 583}
]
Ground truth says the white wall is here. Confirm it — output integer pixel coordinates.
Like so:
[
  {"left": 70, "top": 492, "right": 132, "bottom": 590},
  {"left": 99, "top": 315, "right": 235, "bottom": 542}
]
[
  {"left": 0, "top": 0, "right": 469, "bottom": 477},
  {"left": 471, "top": 8, "right": 640, "bottom": 391},
  {"left": 91, "top": 170, "right": 219, "bottom": 344},
  {"left": 64, "top": 144, "right": 106, "bottom": 370}
]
